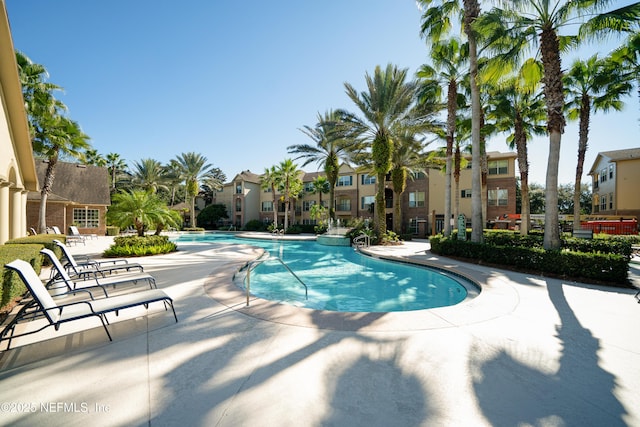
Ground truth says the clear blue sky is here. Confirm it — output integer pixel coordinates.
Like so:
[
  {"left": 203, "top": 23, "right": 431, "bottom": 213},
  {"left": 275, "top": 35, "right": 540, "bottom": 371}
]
[{"left": 6, "top": 0, "right": 639, "bottom": 186}]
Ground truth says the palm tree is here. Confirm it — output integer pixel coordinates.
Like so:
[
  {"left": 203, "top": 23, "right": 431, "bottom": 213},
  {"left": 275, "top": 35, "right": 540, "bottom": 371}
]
[
  {"left": 486, "top": 71, "right": 547, "bottom": 235},
  {"left": 612, "top": 32, "right": 640, "bottom": 116},
  {"left": 419, "top": 0, "right": 484, "bottom": 243},
  {"left": 288, "top": 110, "right": 359, "bottom": 221},
  {"left": 17, "top": 52, "right": 91, "bottom": 233},
  {"left": 564, "top": 54, "right": 632, "bottom": 231},
  {"left": 417, "top": 37, "right": 468, "bottom": 236},
  {"left": 340, "top": 64, "right": 425, "bottom": 238},
  {"left": 200, "top": 167, "right": 226, "bottom": 205},
  {"left": 390, "top": 133, "right": 432, "bottom": 234},
  {"left": 105, "top": 152, "right": 127, "bottom": 191},
  {"left": 174, "top": 152, "right": 214, "bottom": 228},
  {"left": 310, "top": 175, "right": 330, "bottom": 207},
  {"left": 261, "top": 166, "right": 280, "bottom": 228},
  {"left": 275, "top": 159, "right": 301, "bottom": 231},
  {"left": 131, "top": 158, "right": 168, "bottom": 194},
  {"left": 107, "top": 190, "right": 179, "bottom": 236},
  {"left": 84, "top": 148, "right": 106, "bottom": 166},
  {"left": 478, "top": 0, "right": 640, "bottom": 249}
]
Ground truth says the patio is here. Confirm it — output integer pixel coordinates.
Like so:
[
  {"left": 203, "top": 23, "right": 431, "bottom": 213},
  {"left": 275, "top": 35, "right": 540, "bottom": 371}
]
[{"left": 0, "top": 235, "right": 638, "bottom": 426}]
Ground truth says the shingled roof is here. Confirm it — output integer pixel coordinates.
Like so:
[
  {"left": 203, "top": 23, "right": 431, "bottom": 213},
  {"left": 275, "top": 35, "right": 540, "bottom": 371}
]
[{"left": 28, "top": 160, "right": 111, "bottom": 205}]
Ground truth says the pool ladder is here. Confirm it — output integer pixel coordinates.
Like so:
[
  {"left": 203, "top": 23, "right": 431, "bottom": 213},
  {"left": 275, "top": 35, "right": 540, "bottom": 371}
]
[
  {"left": 245, "top": 257, "right": 308, "bottom": 306},
  {"left": 353, "top": 233, "right": 370, "bottom": 249}
]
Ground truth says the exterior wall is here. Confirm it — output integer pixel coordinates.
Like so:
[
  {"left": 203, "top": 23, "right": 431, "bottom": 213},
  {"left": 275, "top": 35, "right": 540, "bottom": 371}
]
[
  {"left": 591, "top": 151, "right": 640, "bottom": 222},
  {"left": 26, "top": 201, "right": 108, "bottom": 236},
  {"left": 0, "top": 1, "right": 38, "bottom": 243}
]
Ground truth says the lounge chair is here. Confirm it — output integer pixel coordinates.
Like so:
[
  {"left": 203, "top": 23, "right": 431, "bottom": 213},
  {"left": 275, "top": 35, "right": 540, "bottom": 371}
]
[
  {"left": 69, "top": 225, "right": 97, "bottom": 240},
  {"left": 51, "top": 225, "right": 85, "bottom": 245},
  {"left": 53, "top": 239, "right": 144, "bottom": 279},
  {"left": 3, "top": 259, "right": 177, "bottom": 348},
  {"left": 41, "top": 249, "right": 156, "bottom": 296}
]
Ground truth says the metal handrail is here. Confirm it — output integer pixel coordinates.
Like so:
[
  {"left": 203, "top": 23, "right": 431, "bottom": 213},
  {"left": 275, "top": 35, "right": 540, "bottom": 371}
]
[
  {"left": 353, "top": 233, "right": 370, "bottom": 249},
  {"left": 245, "top": 257, "right": 308, "bottom": 306}
]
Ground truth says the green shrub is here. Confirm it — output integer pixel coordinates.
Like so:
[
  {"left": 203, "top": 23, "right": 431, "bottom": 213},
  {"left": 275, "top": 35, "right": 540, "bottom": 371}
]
[
  {"left": 429, "top": 234, "right": 630, "bottom": 285},
  {"left": 1, "top": 244, "right": 44, "bottom": 311},
  {"left": 106, "top": 226, "right": 120, "bottom": 236},
  {"left": 4, "top": 235, "right": 63, "bottom": 263},
  {"left": 104, "top": 235, "right": 178, "bottom": 257},
  {"left": 183, "top": 227, "right": 205, "bottom": 232},
  {"left": 243, "top": 220, "right": 267, "bottom": 232}
]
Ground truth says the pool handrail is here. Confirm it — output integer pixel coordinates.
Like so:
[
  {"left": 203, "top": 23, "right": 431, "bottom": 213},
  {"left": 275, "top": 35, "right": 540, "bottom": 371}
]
[{"left": 245, "top": 257, "right": 308, "bottom": 306}]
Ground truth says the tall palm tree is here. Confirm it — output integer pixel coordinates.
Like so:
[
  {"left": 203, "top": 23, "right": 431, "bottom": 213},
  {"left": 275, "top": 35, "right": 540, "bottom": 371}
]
[
  {"left": 417, "top": 37, "right": 468, "bottom": 236},
  {"left": 310, "top": 175, "right": 330, "bottom": 207},
  {"left": 83, "top": 148, "right": 106, "bottom": 166},
  {"left": 340, "top": 64, "right": 425, "bottom": 238},
  {"left": 564, "top": 54, "right": 632, "bottom": 231},
  {"left": 612, "top": 32, "right": 640, "bottom": 116},
  {"left": 486, "top": 71, "right": 547, "bottom": 235},
  {"left": 261, "top": 166, "right": 280, "bottom": 228},
  {"left": 35, "top": 116, "right": 90, "bottom": 233},
  {"left": 105, "top": 152, "right": 127, "bottom": 191},
  {"left": 17, "top": 52, "right": 91, "bottom": 233},
  {"left": 478, "top": 0, "right": 640, "bottom": 249},
  {"left": 419, "top": 0, "right": 484, "bottom": 242},
  {"left": 131, "top": 158, "right": 168, "bottom": 194},
  {"left": 288, "top": 110, "right": 359, "bottom": 221},
  {"left": 275, "top": 159, "right": 301, "bottom": 231},
  {"left": 174, "top": 152, "right": 213, "bottom": 228},
  {"left": 390, "top": 133, "right": 432, "bottom": 234}
]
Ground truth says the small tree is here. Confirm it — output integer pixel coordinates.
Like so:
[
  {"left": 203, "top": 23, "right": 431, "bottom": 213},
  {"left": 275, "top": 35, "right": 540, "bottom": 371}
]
[{"left": 107, "top": 190, "right": 179, "bottom": 236}]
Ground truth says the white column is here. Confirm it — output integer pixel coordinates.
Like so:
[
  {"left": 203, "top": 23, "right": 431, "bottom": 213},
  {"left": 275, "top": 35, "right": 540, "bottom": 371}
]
[
  {"left": 10, "top": 188, "right": 23, "bottom": 239},
  {"left": 0, "top": 182, "right": 10, "bottom": 244}
]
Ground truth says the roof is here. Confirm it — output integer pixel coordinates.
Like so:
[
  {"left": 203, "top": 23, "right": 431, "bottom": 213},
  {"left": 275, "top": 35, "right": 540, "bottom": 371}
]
[
  {"left": 0, "top": 1, "right": 38, "bottom": 191},
  {"left": 231, "top": 170, "right": 262, "bottom": 184},
  {"left": 588, "top": 147, "right": 640, "bottom": 175},
  {"left": 29, "top": 161, "right": 111, "bottom": 205}
]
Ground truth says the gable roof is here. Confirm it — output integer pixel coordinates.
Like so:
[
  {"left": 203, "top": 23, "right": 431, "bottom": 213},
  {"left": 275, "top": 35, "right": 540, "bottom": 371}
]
[
  {"left": 29, "top": 161, "right": 111, "bottom": 205},
  {"left": 589, "top": 147, "right": 640, "bottom": 175}
]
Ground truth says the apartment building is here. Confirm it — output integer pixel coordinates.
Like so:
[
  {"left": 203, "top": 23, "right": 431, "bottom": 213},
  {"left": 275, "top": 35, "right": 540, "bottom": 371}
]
[
  {"left": 589, "top": 147, "right": 640, "bottom": 220},
  {"left": 213, "top": 151, "right": 517, "bottom": 236}
]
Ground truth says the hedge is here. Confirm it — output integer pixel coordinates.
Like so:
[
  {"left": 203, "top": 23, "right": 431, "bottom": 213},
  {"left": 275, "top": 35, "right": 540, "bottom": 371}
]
[
  {"left": 103, "top": 235, "right": 178, "bottom": 257},
  {"left": 1, "top": 243, "right": 44, "bottom": 310},
  {"left": 430, "top": 234, "right": 630, "bottom": 285}
]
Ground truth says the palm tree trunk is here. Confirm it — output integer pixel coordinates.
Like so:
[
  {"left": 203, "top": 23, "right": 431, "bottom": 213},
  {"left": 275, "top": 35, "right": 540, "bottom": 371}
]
[
  {"left": 540, "top": 26, "right": 566, "bottom": 250},
  {"left": 573, "top": 94, "right": 590, "bottom": 231},
  {"left": 464, "top": 0, "right": 483, "bottom": 244},
  {"left": 38, "top": 156, "right": 58, "bottom": 233},
  {"left": 514, "top": 113, "right": 530, "bottom": 235}
]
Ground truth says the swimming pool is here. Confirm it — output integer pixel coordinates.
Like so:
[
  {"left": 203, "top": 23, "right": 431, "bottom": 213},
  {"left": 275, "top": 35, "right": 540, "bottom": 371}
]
[{"left": 173, "top": 233, "right": 475, "bottom": 312}]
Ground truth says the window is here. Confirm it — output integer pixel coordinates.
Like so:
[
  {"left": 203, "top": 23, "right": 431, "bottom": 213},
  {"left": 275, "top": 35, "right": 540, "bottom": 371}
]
[
  {"left": 261, "top": 201, "right": 273, "bottom": 212},
  {"left": 461, "top": 189, "right": 472, "bottom": 198},
  {"left": 264, "top": 187, "right": 271, "bottom": 193},
  {"left": 609, "top": 193, "right": 614, "bottom": 210},
  {"left": 361, "top": 195, "right": 375, "bottom": 210},
  {"left": 488, "top": 189, "right": 508, "bottom": 206},
  {"left": 73, "top": 208, "right": 99, "bottom": 228},
  {"left": 593, "top": 174, "right": 599, "bottom": 189},
  {"left": 600, "top": 194, "right": 607, "bottom": 211},
  {"left": 303, "top": 200, "right": 315, "bottom": 211},
  {"left": 235, "top": 198, "right": 242, "bottom": 212},
  {"left": 304, "top": 182, "right": 315, "bottom": 192},
  {"left": 336, "top": 198, "right": 351, "bottom": 211},
  {"left": 600, "top": 168, "right": 607, "bottom": 183},
  {"left": 235, "top": 183, "right": 242, "bottom": 194},
  {"left": 488, "top": 160, "right": 508, "bottom": 175},
  {"left": 337, "top": 175, "right": 353, "bottom": 186},
  {"left": 408, "top": 192, "right": 425, "bottom": 208},
  {"left": 609, "top": 164, "right": 614, "bottom": 179},
  {"left": 361, "top": 174, "right": 376, "bottom": 185}
]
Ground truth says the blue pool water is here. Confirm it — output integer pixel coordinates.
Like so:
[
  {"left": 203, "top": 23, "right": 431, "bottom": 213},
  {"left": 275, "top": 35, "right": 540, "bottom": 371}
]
[{"left": 173, "top": 233, "right": 472, "bottom": 312}]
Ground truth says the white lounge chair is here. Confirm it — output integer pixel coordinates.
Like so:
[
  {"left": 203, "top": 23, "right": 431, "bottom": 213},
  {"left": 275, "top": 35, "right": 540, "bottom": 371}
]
[
  {"left": 53, "top": 240, "right": 144, "bottom": 279},
  {"left": 3, "top": 259, "right": 177, "bottom": 348},
  {"left": 50, "top": 225, "right": 85, "bottom": 245},
  {"left": 69, "top": 225, "right": 97, "bottom": 240},
  {"left": 41, "top": 249, "right": 156, "bottom": 296}
]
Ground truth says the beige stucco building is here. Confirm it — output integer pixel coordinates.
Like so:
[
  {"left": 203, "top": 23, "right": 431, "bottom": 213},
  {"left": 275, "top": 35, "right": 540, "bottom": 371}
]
[
  {"left": 589, "top": 148, "right": 640, "bottom": 220},
  {"left": 0, "top": 0, "right": 38, "bottom": 244}
]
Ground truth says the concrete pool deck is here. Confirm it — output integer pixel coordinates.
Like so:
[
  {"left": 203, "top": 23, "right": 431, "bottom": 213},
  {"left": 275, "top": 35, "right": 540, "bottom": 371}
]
[{"left": 0, "top": 234, "right": 639, "bottom": 426}]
